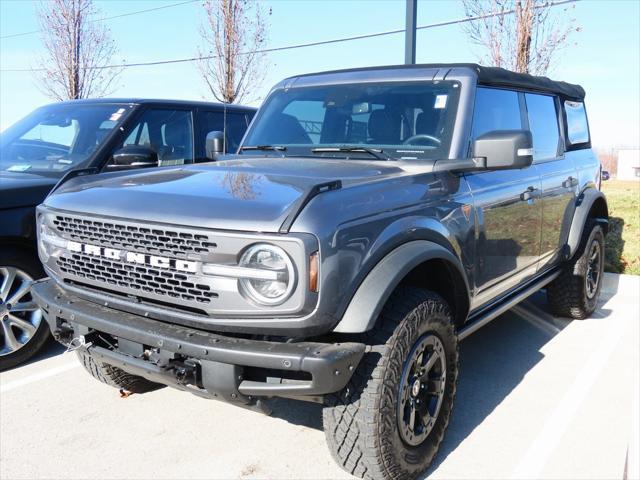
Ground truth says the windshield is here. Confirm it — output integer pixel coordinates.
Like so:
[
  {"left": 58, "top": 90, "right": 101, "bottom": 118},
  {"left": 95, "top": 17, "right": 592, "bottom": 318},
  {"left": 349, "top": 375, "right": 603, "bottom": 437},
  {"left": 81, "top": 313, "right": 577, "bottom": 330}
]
[
  {"left": 0, "top": 103, "right": 132, "bottom": 176},
  {"left": 241, "top": 80, "right": 460, "bottom": 160}
]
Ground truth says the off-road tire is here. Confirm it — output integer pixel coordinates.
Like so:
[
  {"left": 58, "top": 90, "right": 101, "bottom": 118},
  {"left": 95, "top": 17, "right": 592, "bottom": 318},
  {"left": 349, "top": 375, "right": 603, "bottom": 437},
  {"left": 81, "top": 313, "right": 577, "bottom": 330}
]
[
  {"left": 547, "top": 220, "right": 605, "bottom": 319},
  {"left": 76, "top": 350, "right": 163, "bottom": 394},
  {"left": 0, "top": 248, "right": 51, "bottom": 372},
  {"left": 323, "top": 288, "right": 459, "bottom": 480}
]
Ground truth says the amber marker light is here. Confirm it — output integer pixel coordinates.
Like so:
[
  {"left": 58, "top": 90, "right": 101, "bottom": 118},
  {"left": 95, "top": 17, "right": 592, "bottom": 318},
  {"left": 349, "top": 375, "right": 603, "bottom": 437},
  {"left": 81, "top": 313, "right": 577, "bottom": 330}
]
[{"left": 309, "top": 251, "right": 319, "bottom": 292}]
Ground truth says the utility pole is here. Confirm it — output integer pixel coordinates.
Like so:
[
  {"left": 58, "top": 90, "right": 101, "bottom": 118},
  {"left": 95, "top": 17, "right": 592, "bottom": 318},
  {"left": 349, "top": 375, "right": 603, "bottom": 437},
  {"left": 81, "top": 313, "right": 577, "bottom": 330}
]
[{"left": 404, "top": 0, "right": 417, "bottom": 64}]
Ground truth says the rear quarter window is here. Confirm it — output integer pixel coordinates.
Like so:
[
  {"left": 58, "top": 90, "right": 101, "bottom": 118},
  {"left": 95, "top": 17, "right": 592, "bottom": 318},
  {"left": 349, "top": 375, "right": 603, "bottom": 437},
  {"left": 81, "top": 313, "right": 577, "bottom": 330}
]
[{"left": 564, "top": 101, "right": 590, "bottom": 147}]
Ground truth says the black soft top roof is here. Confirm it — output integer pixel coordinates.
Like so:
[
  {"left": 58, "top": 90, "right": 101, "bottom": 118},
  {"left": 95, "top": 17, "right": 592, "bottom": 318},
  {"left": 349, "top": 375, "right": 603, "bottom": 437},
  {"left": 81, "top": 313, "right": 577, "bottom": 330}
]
[
  {"left": 292, "top": 63, "right": 585, "bottom": 101},
  {"left": 468, "top": 64, "right": 585, "bottom": 100}
]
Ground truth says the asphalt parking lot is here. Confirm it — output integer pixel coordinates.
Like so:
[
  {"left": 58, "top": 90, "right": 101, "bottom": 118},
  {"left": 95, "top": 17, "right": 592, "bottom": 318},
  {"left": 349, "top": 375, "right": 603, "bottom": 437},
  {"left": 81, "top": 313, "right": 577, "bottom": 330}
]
[{"left": 1, "top": 273, "right": 638, "bottom": 480}]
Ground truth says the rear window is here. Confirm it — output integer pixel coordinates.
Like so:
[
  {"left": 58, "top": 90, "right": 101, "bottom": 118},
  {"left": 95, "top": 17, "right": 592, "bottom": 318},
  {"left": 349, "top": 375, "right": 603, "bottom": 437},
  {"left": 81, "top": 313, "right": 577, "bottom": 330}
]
[{"left": 564, "top": 101, "right": 590, "bottom": 147}]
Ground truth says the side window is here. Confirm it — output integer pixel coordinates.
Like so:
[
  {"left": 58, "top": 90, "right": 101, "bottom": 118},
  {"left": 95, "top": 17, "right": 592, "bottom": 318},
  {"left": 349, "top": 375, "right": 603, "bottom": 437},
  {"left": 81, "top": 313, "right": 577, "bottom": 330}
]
[
  {"left": 201, "top": 111, "right": 252, "bottom": 154},
  {"left": 564, "top": 100, "right": 590, "bottom": 146},
  {"left": 524, "top": 93, "right": 561, "bottom": 161},
  {"left": 471, "top": 87, "right": 522, "bottom": 139},
  {"left": 113, "top": 108, "right": 193, "bottom": 166},
  {"left": 123, "top": 122, "right": 150, "bottom": 147},
  {"left": 224, "top": 113, "right": 251, "bottom": 153}
]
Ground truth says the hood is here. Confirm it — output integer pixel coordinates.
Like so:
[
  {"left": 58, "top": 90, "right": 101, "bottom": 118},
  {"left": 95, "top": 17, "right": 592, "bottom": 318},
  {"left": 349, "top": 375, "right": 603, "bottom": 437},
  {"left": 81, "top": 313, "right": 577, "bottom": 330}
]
[
  {"left": 0, "top": 172, "right": 59, "bottom": 210},
  {"left": 43, "top": 157, "right": 418, "bottom": 232}
]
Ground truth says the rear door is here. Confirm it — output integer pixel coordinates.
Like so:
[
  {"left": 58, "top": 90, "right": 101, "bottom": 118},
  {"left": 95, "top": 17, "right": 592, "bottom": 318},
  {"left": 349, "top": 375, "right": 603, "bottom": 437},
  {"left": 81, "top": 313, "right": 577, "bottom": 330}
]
[
  {"left": 465, "top": 87, "right": 543, "bottom": 308},
  {"left": 524, "top": 93, "right": 578, "bottom": 271}
]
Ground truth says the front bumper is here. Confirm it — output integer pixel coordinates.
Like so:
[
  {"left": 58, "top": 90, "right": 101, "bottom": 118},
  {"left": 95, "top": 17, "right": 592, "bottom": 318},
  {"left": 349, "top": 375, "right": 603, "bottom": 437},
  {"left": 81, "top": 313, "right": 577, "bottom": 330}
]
[{"left": 32, "top": 279, "right": 364, "bottom": 409}]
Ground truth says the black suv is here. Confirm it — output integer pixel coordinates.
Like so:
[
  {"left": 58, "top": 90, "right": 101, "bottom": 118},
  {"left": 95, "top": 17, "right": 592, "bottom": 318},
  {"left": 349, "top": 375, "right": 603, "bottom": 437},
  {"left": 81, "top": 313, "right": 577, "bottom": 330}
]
[
  {"left": 0, "top": 99, "right": 255, "bottom": 370},
  {"left": 31, "top": 64, "right": 607, "bottom": 480}
]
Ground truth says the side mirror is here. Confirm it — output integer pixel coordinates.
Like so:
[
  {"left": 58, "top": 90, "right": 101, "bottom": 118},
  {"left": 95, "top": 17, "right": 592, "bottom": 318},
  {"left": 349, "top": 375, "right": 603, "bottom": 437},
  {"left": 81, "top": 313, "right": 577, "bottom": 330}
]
[
  {"left": 206, "top": 130, "right": 225, "bottom": 160},
  {"left": 601, "top": 170, "right": 610, "bottom": 181},
  {"left": 473, "top": 130, "right": 534, "bottom": 170},
  {"left": 108, "top": 145, "right": 158, "bottom": 169}
]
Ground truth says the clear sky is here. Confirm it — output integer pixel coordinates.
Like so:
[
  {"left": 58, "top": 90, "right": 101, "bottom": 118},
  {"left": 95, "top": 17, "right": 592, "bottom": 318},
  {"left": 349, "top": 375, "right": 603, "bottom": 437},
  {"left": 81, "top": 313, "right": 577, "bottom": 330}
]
[{"left": 1, "top": 0, "right": 638, "bottom": 149}]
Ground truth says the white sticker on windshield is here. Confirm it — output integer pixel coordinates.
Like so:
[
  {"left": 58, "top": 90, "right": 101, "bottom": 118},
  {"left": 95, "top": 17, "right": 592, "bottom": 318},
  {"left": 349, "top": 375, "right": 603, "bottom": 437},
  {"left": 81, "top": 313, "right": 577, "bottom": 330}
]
[
  {"left": 7, "top": 164, "right": 31, "bottom": 172},
  {"left": 434, "top": 95, "right": 448, "bottom": 109}
]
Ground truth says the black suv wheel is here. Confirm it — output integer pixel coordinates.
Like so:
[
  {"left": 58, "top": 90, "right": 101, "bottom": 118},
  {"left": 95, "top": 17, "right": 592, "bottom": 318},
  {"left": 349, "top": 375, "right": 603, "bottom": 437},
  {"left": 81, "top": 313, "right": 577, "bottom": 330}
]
[
  {"left": 0, "top": 249, "right": 50, "bottom": 372},
  {"left": 547, "top": 220, "right": 605, "bottom": 319},
  {"left": 323, "top": 288, "right": 459, "bottom": 480}
]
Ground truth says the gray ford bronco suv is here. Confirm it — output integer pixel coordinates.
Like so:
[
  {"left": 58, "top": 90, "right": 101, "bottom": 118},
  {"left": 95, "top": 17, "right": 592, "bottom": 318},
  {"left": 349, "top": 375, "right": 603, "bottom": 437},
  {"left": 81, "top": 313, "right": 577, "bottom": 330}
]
[{"left": 31, "top": 64, "right": 607, "bottom": 480}]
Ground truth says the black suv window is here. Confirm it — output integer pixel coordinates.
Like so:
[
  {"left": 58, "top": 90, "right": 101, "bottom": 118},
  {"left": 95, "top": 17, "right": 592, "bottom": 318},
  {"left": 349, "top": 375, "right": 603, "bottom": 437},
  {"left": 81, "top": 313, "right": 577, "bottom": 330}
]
[
  {"left": 114, "top": 108, "right": 194, "bottom": 166},
  {"left": 525, "top": 93, "right": 561, "bottom": 161},
  {"left": 471, "top": 87, "right": 522, "bottom": 139},
  {"left": 564, "top": 100, "right": 590, "bottom": 146},
  {"left": 202, "top": 111, "right": 253, "bottom": 154}
]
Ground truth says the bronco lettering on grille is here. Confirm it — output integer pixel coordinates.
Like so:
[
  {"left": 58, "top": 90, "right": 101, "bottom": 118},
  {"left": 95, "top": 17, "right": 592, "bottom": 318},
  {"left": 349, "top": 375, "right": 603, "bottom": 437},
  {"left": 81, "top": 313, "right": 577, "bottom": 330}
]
[{"left": 67, "top": 241, "right": 197, "bottom": 273}]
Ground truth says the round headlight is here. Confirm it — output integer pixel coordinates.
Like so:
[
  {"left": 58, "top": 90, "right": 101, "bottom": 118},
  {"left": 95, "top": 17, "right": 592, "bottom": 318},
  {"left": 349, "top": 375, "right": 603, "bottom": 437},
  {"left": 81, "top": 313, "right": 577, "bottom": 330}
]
[{"left": 238, "top": 244, "right": 296, "bottom": 306}]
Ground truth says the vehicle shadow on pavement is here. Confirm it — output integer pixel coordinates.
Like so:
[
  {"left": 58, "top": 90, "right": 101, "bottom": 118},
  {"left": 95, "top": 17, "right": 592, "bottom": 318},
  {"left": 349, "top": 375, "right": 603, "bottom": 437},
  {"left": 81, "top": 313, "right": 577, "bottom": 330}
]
[
  {"left": 426, "top": 291, "right": 570, "bottom": 475},
  {"left": 269, "top": 397, "right": 324, "bottom": 430}
]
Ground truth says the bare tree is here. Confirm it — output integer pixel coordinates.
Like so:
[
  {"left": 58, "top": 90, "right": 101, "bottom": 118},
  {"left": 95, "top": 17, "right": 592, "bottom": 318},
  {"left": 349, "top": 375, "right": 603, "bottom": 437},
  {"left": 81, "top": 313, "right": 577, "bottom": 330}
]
[
  {"left": 461, "top": 0, "right": 580, "bottom": 75},
  {"left": 35, "top": 0, "right": 121, "bottom": 100},
  {"left": 197, "top": 0, "right": 268, "bottom": 104}
]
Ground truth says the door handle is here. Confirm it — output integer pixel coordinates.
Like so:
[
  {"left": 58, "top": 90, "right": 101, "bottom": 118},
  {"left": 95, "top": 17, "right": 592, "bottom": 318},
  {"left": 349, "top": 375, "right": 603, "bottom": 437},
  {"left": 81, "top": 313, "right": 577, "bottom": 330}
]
[
  {"left": 562, "top": 176, "right": 578, "bottom": 188},
  {"left": 520, "top": 186, "right": 539, "bottom": 202}
]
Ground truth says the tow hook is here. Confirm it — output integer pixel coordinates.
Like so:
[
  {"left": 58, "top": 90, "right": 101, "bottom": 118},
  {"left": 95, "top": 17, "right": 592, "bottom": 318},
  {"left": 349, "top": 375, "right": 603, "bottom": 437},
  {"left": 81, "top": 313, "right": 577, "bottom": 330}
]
[
  {"left": 174, "top": 361, "right": 198, "bottom": 386},
  {"left": 119, "top": 389, "right": 133, "bottom": 398}
]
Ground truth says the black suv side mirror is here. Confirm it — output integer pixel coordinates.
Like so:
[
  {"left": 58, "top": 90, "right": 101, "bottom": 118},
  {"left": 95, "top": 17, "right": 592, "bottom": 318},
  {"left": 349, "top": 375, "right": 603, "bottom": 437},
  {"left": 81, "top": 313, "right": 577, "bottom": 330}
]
[
  {"left": 108, "top": 145, "right": 158, "bottom": 170},
  {"left": 473, "top": 130, "right": 534, "bottom": 170},
  {"left": 206, "top": 131, "right": 225, "bottom": 160}
]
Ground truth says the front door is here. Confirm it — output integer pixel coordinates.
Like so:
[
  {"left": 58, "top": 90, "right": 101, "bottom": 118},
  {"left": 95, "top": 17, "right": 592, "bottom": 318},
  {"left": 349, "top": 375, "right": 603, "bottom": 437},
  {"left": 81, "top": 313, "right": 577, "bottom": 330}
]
[
  {"left": 104, "top": 107, "right": 195, "bottom": 169},
  {"left": 466, "top": 87, "right": 542, "bottom": 308}
]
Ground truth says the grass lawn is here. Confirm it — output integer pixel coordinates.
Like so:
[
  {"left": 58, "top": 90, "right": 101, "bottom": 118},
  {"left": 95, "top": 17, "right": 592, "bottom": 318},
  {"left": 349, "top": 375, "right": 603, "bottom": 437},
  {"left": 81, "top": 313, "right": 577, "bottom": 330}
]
[{"left": 601, "top": 180, "right": 640, "bottom": 275}]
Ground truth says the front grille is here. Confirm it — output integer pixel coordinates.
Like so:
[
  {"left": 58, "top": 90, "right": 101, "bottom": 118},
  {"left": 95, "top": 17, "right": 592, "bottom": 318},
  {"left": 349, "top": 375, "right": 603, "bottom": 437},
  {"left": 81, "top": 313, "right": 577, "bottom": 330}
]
[
  {"left": 53, "top": 215, "right": 217, "bottom": 258},
  {"left": 57, "top": 253, "right": 218, "bottom": 305}
]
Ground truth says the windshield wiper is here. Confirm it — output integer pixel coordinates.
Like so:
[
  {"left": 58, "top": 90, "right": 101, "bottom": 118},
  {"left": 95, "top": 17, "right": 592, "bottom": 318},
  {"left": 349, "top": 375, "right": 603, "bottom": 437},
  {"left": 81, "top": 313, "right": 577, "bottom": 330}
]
[
  {"left": 239, "top": 145, "right": 287, "bottom": 152},
  {"left": 311, "top": 146, "right": 393, "bottom": 161}
]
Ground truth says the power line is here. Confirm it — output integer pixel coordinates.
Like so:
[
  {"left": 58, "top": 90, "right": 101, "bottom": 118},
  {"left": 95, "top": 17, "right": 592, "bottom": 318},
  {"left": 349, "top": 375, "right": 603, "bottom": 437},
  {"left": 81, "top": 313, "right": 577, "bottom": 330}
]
[
  {"left": 0, "top": 0, "right": 579, "bottom": 73},
  {"left": 0, "top": 0, "right": 199, "bottom": 39}
]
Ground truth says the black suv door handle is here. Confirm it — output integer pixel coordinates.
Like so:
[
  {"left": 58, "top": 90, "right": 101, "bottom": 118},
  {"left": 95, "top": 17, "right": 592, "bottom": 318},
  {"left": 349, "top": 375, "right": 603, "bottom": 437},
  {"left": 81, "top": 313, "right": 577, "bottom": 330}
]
[
  {"left": 562, "top": 176, "right": 578, "bottom": 188},
  {"left": 520, "top": 186, "right": 539, "bottom": 202}
]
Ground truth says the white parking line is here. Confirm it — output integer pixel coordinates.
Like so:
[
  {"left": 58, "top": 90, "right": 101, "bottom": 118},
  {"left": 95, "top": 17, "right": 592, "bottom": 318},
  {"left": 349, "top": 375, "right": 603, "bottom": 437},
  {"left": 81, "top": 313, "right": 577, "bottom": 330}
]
[
  {"left": 513, "top": 305, "right": 563, "bottom": 337},
  {"left": 510, "top": 316, "right": 628, "bottom": 479},
  {"left": 0, "top": 361, "right": 80, "bottom": 394}
]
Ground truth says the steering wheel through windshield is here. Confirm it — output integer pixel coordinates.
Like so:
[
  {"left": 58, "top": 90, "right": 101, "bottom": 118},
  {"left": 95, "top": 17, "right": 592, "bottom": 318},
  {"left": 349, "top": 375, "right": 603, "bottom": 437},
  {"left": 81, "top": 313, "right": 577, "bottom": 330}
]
[{"left": 403, "top": 134, "right": 441, "bottom": 147}]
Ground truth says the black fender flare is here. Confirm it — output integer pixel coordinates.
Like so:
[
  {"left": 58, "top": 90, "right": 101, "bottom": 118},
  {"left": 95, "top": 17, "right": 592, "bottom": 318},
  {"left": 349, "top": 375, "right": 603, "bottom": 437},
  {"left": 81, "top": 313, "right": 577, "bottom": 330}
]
[
  {"left": 566, "top": 188, "right": 608, "bottom": 258},
  {"left": 333, "top": 240, "right": 469, "bottom": 333}
]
